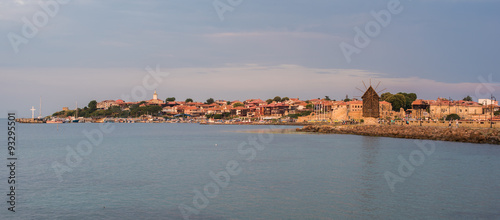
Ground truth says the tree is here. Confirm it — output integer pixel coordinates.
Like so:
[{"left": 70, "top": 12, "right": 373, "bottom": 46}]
[
  {"left": 273, "top": 96, "right": 282, "bottom": 102},
  {"left": 387, "top": 93, "right": 406, "bottom": 111},
  {"left": 381, "top": 92, "right": 392, "bottom": 101},
  {"left": 266, "top": 99, "right": 273, "bottom": 104},
  {"left": 407, "top": 93, "right": 417, "bottom": 101},
  {"left": 305, "top": 104, "right": 313, "bottom": 109},
  {"left": 397, "top": 92, "right": 417, "bottom": 110},
  {"left": 446, "top": 113, "right": 461, "bottom": 120},
  {"left": 166, "top": 97, "right": 176, "bottom": 102},
  {"left": 233, "top": 102, "right": 244, "bottom": 107},
  {"left": 281, "top": 97, "right": 290, "bottom": 102},
  {"left": 205, "top": 98, "right": 215, "bottom": 104},
  {"left": 119, "top": 110, "right": 130, "bottom": 118},
  {"left": 226, "top": 101, "right": 231, "bottom": 105},
  {"left": 185, "top": 98, "right": 193, "bottom": 103},
  {"left": 88, "top": 100, "right": 97, "bottom": 112},
  {"left": 343, "top": 98, "right": 351, "bottom": 102},
  {"left": 463, "top": 95, "right": 473, "bottom": 101},
  {"left": 382, "top": 92, "right": 417, "bottom": 110},
  {"left": 325, "top": 96, "right": 331, "bottom": 101}
]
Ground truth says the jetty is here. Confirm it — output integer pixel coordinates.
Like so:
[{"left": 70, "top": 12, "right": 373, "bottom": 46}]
[
  {"left": 297, "top": 124, "right": 500, "bottom": 145},
  {"left": 16, "top": 118, "right": 45, "bottom": 124}
]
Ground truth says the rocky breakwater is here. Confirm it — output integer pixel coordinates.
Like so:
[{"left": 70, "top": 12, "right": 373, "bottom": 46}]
[{"left": 297, "top": 125, "right": 500, "bottom": 145}]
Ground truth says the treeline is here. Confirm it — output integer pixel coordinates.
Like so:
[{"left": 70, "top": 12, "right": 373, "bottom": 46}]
[
  {"left": 380, "top": 92, "right": 417, "bottom": 111},
  {"left": 52, "top": 100, "right": 164, "bottom": 118}
]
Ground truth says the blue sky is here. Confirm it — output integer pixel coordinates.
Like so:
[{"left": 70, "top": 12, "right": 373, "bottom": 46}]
[{"left": 1, "top": 0, "right": 499, "bottom": 117}]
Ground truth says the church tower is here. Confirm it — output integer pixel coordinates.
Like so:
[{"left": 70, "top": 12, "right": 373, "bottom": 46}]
[{"left": 153, "top": 90, "right": 158, "bottom": 100}]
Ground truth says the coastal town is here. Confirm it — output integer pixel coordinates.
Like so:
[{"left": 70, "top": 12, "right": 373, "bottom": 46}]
[{"left": 19, "top": 88, "right": 499, "bottom": 128}]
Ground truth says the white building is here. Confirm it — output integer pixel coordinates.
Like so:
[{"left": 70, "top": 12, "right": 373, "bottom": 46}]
[{"left": 478, "top": 99, "right": 498, "bottom": 106}]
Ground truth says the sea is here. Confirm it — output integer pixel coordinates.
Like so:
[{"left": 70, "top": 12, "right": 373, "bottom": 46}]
[{"left": 1, "top": 119, "right": 499, "bottom": 219}]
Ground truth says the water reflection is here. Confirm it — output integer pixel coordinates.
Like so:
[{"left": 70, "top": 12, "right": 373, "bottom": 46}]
[{"left": 356, "top": 136, "right": 381, "bottom": 217}]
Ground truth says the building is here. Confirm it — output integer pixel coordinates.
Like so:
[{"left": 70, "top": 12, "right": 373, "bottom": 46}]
[
  {"left": 146, "top": 90, "right": 165, "bottom": 106},
  {"left": 97, "top": 100, "right": 117, "bottom": 110},
  {"left": 413, "top": 98, "right": 486, "bottom": 120},
  {"left": 478, "top": 99, "right": 498, "bottom": 106}
]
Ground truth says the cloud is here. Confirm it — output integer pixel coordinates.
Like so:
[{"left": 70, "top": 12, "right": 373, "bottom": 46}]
[
  {"left": 205, "top": 31, "right": 336, "bottom": 40},
  {"left": 0, "top": 0, "right": 39, "bottom": 22},
  {"left": 1, "top": 64, "right": 499, "bottom": 118}
]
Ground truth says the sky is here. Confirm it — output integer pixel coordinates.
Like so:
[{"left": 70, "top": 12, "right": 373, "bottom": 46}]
[{"left": 1, "top": 0, "right": 499, "bottom": 118}]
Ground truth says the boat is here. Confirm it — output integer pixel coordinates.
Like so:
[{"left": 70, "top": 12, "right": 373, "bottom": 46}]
[
  {"left": 72, "top": 102, "right": 80, "bottom": 123},
  {"left": 47, "top": 118, "right": 64, "bottom": 124}
]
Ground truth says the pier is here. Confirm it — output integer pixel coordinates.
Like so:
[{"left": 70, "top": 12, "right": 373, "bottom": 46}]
[{"left": 15, "top": 118, "right": 46, "bottom": 124}]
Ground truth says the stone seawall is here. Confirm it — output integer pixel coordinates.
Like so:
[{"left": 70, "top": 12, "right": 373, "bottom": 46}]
[{"left": 297, "top": 125, "right": 500, "bottom": 145}]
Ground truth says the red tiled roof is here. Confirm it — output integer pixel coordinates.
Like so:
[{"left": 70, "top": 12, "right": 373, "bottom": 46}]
[{"left": 412, "top": 99, "right": 425, "bottom": 105}]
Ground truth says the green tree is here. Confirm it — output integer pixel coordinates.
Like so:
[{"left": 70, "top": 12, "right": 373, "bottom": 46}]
[
  {"left": 91, "top": 110, "right": 107, "bottom": 117},
  {"left": 109, "top": 106, "right": 122, "bottom": 117},
  {"left": 233, "top": 102, "right": 245, "bottom": 107},
  {"left": 463, "top": 95, "right": 473, "bottom": 101},
  {"left": 227, "top": 101, "right": 231, "bottom": 105},
  {"left": 281, "top": 97, "right": 290, "bottom": 102},
  {"left": 382, "top": 92, "right": 417, "bottom": 110},
  {"left": 266, "top": 99, "right": 273, "bottom": 104},
  {"left": 119, "top": 110, "right": 130, "bottom": 118},
  {"left": 407, "top": 93, "right": 417, "bottom": 101},
  {"left": 273, "top": 96, "right": 282, "bottom": 102},
  {"left": 88, "top": 100, "right": 97, "bottom": 112},
  {"left": 325, "top": 96, "right": 331, "bottom": 101},
  {"left": 343, "top": 98, "right": 351, "bottom": 102},
  {"left": 185, "top": 98, "right": 193, "bottom": 103},
  {"left": 397, "top": 92, "right": 417, "bottom": 110},
  {"left": 381, "top": 92, "right": 392, "bottom": 101},
  {"left": 166, "top": 97, "right": 176, "bottom": 102},
  {"left": 305, "top": 104, "right": 313, "bottom": 109},
  {"left": 387, "top": 93, "right": 406, "bottom": 111},
  {"left": 205, "top": 98, "right": 215, "bottom": 104},
  {"left": 446, "top": 113, "right": 461, "bottom": 120}
]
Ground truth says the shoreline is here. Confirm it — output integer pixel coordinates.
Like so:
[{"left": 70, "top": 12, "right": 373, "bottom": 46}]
[
  {"left": 14, "top": 118, "right": 500, "bottom": 145},
  {"left": 296, "top": 125, "right": 500, "bottom": 145}
]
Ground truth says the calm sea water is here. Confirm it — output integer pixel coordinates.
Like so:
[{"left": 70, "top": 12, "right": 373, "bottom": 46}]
[{"left": 1, "top": 119, "right": 499, "bottom": 219}]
